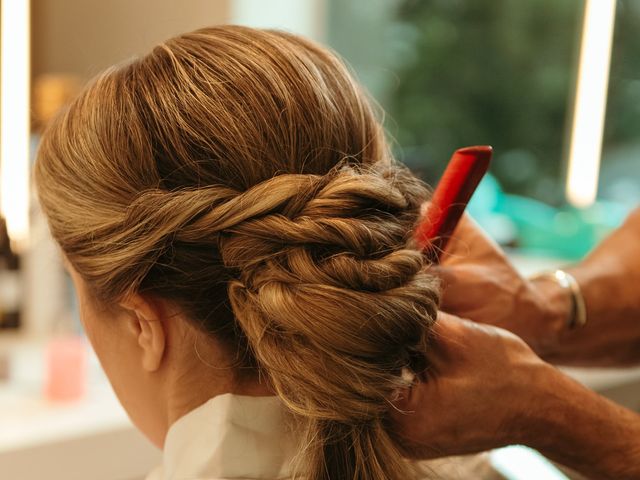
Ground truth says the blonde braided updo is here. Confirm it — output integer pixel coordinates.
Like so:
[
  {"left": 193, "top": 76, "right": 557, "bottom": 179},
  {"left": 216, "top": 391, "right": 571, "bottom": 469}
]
[{"left": 35, "top": 26, "right": 439, "bottom": 480}]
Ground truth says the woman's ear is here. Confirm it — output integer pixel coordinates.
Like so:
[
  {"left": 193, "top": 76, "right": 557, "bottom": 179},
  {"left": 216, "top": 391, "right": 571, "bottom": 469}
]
[{"left": 119, "top": 294, "right": 167, "bottom": 372}]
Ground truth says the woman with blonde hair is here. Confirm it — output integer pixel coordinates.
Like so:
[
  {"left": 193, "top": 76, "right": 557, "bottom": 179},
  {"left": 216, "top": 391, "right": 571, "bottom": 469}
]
[{"left": 36, "top": 26, "right": 499, "bottom": 479}]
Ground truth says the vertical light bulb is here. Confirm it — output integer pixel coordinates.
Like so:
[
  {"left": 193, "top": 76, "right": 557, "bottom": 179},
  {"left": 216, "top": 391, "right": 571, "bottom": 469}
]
[
  {"left": 1, "top": 0, "right": 31, "bottom": 249},
  {"left": 566, "top": 0, "right": 617, "bottom": 208}
]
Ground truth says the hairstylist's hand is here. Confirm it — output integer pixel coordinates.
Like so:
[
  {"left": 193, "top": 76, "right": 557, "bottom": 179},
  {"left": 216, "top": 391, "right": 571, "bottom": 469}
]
[
  {"left": 390, "top": 312, "right": 548, "bottom": 457},
  {"left": 435, "top": 210, "right": 640, "bottom": 365},
  {"left": 391, "top": 312, "right": 640, "bottom": 480},
  {"left": 433, "top": 216, "right": 567, "bottom": 355}
]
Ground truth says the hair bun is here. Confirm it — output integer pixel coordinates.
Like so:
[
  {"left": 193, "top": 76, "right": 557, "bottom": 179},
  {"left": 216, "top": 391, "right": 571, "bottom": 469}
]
[
  {"left": 223, "top": 162, "right": 438, "bottom": 425},
  {"left": 216, "top": 162, "right": 424, "bottom": 269}
]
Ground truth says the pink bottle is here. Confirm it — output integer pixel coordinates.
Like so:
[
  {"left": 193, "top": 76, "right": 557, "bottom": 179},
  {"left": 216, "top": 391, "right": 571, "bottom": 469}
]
[{"left": 44, "top": 335, "right": 87, "bottom": 402}]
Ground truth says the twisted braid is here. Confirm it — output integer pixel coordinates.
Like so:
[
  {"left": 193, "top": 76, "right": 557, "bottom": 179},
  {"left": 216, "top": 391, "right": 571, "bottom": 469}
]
[
  {"left": 112, "top": 160, "right": 437, "bottom": 419},
  {"left": 214, "top": 164, "right": 437, "bottom": 423}
]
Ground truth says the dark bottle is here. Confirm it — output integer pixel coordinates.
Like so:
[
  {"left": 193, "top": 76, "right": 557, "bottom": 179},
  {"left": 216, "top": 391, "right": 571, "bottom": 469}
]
[{"left": 0, "top": 217, "right": 21, "bottom": 329}]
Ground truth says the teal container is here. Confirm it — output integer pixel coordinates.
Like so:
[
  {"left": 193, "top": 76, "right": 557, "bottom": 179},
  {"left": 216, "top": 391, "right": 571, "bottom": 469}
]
[{"left": 467, "top": 174, "right": 631, "bottom": 260}]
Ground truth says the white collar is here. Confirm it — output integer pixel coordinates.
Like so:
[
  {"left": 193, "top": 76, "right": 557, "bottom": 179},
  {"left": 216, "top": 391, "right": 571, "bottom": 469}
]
[
  {"left": 147, "top": 394, "right": 298, "bottom": 480},
  {"left": 146, "top": 394, "right": 496, "bottom": 480}
]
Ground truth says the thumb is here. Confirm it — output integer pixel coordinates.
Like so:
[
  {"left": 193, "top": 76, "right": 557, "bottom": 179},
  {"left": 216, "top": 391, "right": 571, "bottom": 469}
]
[{"left": 430, "top": 264, "right": 487, "bottom": 314}]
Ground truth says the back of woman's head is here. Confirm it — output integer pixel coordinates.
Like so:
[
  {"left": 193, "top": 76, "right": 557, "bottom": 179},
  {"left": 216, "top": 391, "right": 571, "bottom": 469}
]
[{"left": 35, "top": 25, "right": 439, "bottom": 479}]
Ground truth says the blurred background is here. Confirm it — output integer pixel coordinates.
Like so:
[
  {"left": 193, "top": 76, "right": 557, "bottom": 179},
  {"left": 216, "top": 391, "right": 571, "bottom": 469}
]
[{"left": 1, "top": 1, "right": 639, "bottom": 479}]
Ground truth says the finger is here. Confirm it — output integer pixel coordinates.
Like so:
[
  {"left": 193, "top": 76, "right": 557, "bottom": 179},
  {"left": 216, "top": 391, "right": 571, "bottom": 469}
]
[
  {"left": 429, "top": 263, "right": 464, "bottom": 289},
  {"left": 428, "top": 312, "right": 476, "bottom": 363},
  {"left": 393, "top": 315, "right": 475, "bottom": 416},
  {"left": 432, "top": 311, "right": 479, "bottom": 338},
  {"left": 387, "top": 380, "right": 433, "bottom": 458},
  {"left": 439, "top": 215, "right": 504, "bottom": 265},
  {"left": 409, "top": 313, "right": 461, "bottom": 375},
  {"left": 431, "top": 264, "right": 488, "bottom": 313},
  {"left": 436, "top": 214, "right": 479, "bottom": 263}
]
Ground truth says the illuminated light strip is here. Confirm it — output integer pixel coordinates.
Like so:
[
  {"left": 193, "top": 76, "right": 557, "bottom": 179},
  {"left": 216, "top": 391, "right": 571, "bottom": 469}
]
[
  {"left": 566, "top": 0, "right": 617, "bottom": 208},
  {"left": 1, "top": 0, "right": 31, "bottom": 249}
]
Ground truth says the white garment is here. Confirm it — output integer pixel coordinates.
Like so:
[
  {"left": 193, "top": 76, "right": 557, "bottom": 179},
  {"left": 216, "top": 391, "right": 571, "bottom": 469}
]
[
  {"left": 146, "top": 393, "right": 502, "bottom": 480},
  {"left": 146, "top": 394, "right": 297, "bottom": 480}
]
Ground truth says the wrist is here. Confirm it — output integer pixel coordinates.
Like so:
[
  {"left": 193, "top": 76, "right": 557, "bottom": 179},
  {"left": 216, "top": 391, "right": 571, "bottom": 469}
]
[
  {"left": 511, "top": 362, "right": 568, "bottom": 447},
  {"left": 505, "top": 360, "right": 560, "bottom": 446},
  {"left": 527, "top": 277, "right": 570, "bottom": 356}
]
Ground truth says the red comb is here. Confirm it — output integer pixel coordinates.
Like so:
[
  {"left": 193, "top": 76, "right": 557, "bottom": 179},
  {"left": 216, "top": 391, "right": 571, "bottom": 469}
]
[{"left": 415, "top": 145, "right": 492, "bottom": 261}]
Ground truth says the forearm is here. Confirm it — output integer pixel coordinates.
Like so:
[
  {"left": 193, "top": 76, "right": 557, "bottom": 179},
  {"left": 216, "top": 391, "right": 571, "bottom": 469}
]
[
  {"left": 531, "top": 270, "right": 640, "bottom": 366},
  {"left": 531, "top": 210, "right": 640, "bottom": 366},
  {"left": 559, "top": 262, "right": 640, "bottom": 365},
  {"left": 437, "top": 210, "right": 640, "bottom": 365},
  {"left": 516, "top": 364, "right": 640, "bottom": 479}
]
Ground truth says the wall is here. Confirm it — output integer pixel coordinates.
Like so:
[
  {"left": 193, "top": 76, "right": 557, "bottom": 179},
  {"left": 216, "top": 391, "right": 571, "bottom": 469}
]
[
  {"left": 32, "top": 0, "right": 231, "bottom": 80},
  {"left": 231, "top": 0, "right": 326, "bottom": 41}
]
